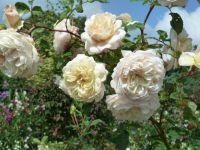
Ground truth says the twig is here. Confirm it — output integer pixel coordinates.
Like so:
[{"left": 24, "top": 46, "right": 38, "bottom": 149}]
[
  {"left": 29, "top": 25, "right": 81, "bottom": 39},
  {"left": 140, "top": 4, "right": 155, "bottom": 44},
  {"left": 145, "top": 37, "right": 169, "bottom": 46}
]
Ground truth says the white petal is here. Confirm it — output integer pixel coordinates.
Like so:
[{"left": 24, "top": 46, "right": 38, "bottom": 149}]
[{"left": 178, "top": 52, "right": 195, "bottom": 66}]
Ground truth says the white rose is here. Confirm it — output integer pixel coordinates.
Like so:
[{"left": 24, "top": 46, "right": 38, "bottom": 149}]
[
  {"left": 179, "top": 46, "right": 200, "bottom": 68},
  {"left": 117, "top": 13, "right": 132, "bottom": 23},
  {"left": 59, "top": 54, "right": 108, "bottom": 102},
  {"left": 0, "top": 29, "right": 39, "bottom": 78},
  {"left": 111, "top": 50, "right": 165, "bottom": 99},
  {"left": 53, "top": 19, "right": 79, "bottom": 53},
  {"left": 158, "top": 0, "right": 188, "bottom": 7},
  {"left": 170, "top": 28, "right": 192, "bottom": 52},
  {"left": 81, "top": 12, "right": 126, "bottom": 55},
  {"left": 106, "top": 94, "right": 160, "bottom": 122},
  {"left": 3, "top": 5, "right": 23, "bottom": 30}
]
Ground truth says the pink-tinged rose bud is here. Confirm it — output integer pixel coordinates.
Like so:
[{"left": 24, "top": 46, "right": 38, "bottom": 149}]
[
  {"left": 53, "top": 19, "right": 79, "bottom": 53},
  {"left": 3, "top": 5, "right": 23, "bottom": 30}
]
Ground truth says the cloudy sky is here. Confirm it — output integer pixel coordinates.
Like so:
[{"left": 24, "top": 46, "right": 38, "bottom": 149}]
[{"left": 0, "top": 0, "right": 200, "bottom": 44}]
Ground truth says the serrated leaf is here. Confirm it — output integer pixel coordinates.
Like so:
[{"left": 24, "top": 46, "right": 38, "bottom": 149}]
[
  {"left": 15, "top": 2, "right": 30, "bottom": 16},
  {"left": 170, "top": 13, "right": 183, "bottom": 35}
]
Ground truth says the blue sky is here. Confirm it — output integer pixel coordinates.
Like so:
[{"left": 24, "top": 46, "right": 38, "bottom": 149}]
[{"left": 1, "top": 0, "right": 200, "bottom": 43}]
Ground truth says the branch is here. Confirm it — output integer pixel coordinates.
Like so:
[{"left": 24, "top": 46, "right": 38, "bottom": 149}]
[
  {"left": 150, "top": 117, "right": 171, "bottom": 150},
  {"left": 29, "top": 25, "right": 81, "bottom": 40},
  {"left": 140, "top": 4, "right": 155, "bottom": 45}
]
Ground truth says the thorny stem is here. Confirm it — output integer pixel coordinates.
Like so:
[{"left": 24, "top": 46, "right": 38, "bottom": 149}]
[{"left": 150, "top": 117, "right": 171, "bottom": 150}]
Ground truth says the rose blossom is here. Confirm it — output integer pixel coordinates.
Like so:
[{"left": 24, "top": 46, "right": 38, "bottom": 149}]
[
  {"left": 106, "top": 50, "right": 165, "bottom": 122},
  {"left": 158, "top": 0, "right": 188, "bottom": 7},
  {"left": 179, "top": 46, "right": 200, "bottom": 68},
  {"left": 0, "top": 29, "right": 39, "bottom": 78},
  {"left": 59, "top": 54, "right": 108, "bottom": 102},
  {"left": 3, "top": 5, "right": 23, "bottom": 30},
  {"left": 106, "top": 94, "right": 160, "bottom": 122},
  {"left": 111, "top": 50, "right": 165, "bottom": 99},
  {"left": 53, "top": 19, "right": 79, "bottom": 53},
  {"left": 81, "top": 12, "right": 126, "bottom": 55}
]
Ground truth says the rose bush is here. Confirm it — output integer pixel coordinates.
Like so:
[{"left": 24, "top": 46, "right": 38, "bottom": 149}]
[{"left": 0, "top": 0, "right": 200, "bottom": 150}]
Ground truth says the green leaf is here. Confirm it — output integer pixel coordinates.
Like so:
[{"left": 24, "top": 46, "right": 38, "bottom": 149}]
[
  {"left": 90, "top": 119, "right": 104, "bottom": 127},
  {"left": 32, "top": 138, "right": 41, "bottom": 144},
  {"left": 157, "top": 30, "right": 168, "bottom": 40},
  {"left": 188, "top": 101, "right": 197, "bottom": 113},
  {"left": 168, "top": 130, "right": 180, "bottom": 141},
  {"left": 32, "top": 6, "right": 43, "bottom": 14},
  {"left": 15, "top": 2, "right": 30, "bottom": 15},
  {"left": 96, "top": 0, "right": 109, "bottom": 3},
  {"left": 170, "top": 13, "right": 183, "bottom": 35},
  {"left": 66, "top": 0, "right": 74, "bottom": 9},
  {"left": 76, "top": 0, "right": 83, "bottom": 13},
  {"left": 88, "top": 0, "right": 95, "bottom": 2},
  {"left": 112, "top": 131, "right": 129, "bottom": 150},
  {"left": 41, "top": 136, "right": 48, "bottom": 144}
]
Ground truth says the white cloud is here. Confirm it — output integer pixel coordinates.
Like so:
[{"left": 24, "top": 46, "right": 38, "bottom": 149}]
[{"left": 155, "top": 7, "right": 200, "bottom": 45}]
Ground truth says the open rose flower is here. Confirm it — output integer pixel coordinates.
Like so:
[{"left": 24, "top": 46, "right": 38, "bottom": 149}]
[
  {"left": 106, "top": 94, "right": 160, "bottom": 122},
  {"left": 53, "top": 19, "right": 79, "bottom": 53},
  {"left": 59, "top": 54, "right": 108, "bottom": 102},
  {"left": 81, "top": 12, "right": 126, "bottom": 55},
  {"left": 0, "top": 29, "right": 39, "bottom": 78},
  {"left": 158, "top": 0, "right": 188, "bottom": 7},
  {"left": 111, "top": 50, "right": 165, "bottom": 99},
  {"left": 106, "top": 50, "right": 165, "bottom": 122},
  {"left": 3, "top": 5, "right": 23, "bottom": 30},
  {"left": 179, "top": 46, "right": 200, "bottom": 68},
  {"left": 170, "top": 28, "right": 192, "bottom": 52}
]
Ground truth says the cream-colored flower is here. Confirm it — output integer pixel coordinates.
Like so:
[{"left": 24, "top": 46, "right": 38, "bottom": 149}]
[
  {"left": 117, "top": 13, "right": 132, "bottom": 23},
  {"left": 106, "top": 94, "right": 160, "bottom": 122},
  {"left": 179, "top": 46, "right": 200, "bottom": 68},
  {"left": 111, "top": 50, "right": 165, "bottom": 99},
  {"left": 53, "top": 19, "right": 79, "bottom": 53},
  {"left": 81, "top": 12, "right": 126, "bottom": 55},
  {"left": 170, "top": 28, "right": 192, "bottom": 52},
  {"left": 3, "top": 5, "right": 23, "bottom": 30},
  {"left": 0, "top": 29, "right": 39, "bottom": 78},
  {"left": 158, "top": 0, "right": 188, "bottom": 7},
  {"left": 59, "top": 54, "right": 108, "bottom": 102}
]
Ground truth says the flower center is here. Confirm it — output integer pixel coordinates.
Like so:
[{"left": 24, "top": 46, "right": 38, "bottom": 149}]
[{"left": 88, "top": 14, "right": 116, "bottom": 42}]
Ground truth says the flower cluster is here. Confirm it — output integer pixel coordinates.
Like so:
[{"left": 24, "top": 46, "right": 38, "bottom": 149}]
[
  {"left": 106, "top": 50, "right": 165, "bottom": 122},
  {"left": 1, "top": 2, "right": 198, "bottom": 124}
]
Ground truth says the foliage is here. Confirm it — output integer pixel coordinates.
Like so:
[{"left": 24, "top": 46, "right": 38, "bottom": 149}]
[{"left": 0, "top": 0, "right": 200, "bottom": 150}]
